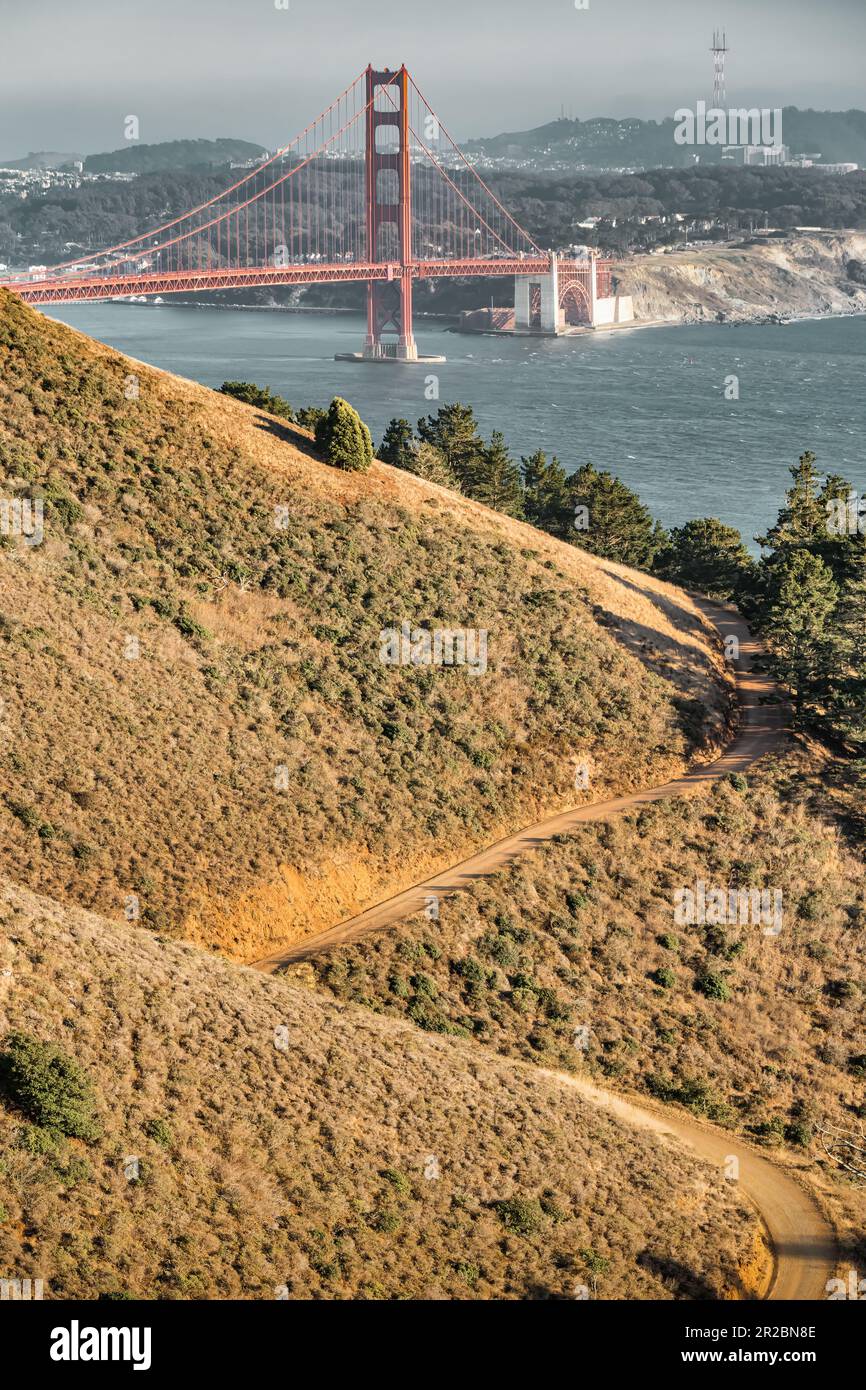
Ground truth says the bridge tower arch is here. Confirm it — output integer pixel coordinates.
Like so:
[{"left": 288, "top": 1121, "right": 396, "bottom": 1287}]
[{"left": 514, "top": 254, "right": 564, "bottom": 334}]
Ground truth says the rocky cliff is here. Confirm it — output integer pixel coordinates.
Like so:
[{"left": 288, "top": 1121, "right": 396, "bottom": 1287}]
[{"left": 614, "top": 231, "right": 866, "bottom": 325}]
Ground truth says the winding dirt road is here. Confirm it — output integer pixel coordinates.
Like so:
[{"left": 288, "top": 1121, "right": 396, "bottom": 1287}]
[
  {"left": 253, "top": 599, "right": 783, "bottom": 970},
  {"left": 545, "top": 1071, "right": 834, "bottom": 1301},
  {"left": 252, "top": 597, "right": 836, "bottom": 1299}
]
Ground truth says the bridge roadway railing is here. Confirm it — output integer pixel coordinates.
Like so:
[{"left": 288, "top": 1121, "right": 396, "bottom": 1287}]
[{"left": 2, "top": 256, "right": 555, "bottom": 306}]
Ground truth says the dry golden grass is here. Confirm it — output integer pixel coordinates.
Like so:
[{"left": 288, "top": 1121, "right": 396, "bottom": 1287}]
[
  {"left": 0, "top": 288, "right": 730, "bottom": 961},
  {"left": 0, "top": 289, "right": 793, "bottom": 1302},
  {"left": 300, "top": 744, "right": 866, "bottom": 1270},
  {"left": 0, "top": 879, "right": 762, "bottom": 1300}
]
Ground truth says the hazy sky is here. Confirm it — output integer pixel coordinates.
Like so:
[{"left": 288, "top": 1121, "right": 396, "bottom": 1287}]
[{"left": 1, "top": 0, "right": 864, "bottom": 157}]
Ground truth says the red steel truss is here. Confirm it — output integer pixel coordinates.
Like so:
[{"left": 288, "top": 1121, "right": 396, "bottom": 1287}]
[{"left": 13, "top": 257, "right": 553, "bottom": 307}]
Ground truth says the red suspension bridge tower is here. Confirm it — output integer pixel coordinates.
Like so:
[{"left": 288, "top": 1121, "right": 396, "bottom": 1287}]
[{"left": 361, "top": 65, "right": 422, "bottom": 362}]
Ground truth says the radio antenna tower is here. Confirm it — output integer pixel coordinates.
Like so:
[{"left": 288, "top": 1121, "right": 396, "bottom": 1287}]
[{"left": 711, "top": 29, "right": 728, "bottom": 107}]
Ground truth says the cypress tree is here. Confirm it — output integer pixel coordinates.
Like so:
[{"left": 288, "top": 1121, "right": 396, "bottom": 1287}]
[
  {"left": 568, "top": 462, "right": 664, "bottom": 568},
  {"left": 315, "top": 397, "right": 373, "bottom": 472},
  {"left": 655, "top": 517, "right": 756, "bottom": 599},
  {"left": 826, "top": 550, "right": 866, "bottom": 747},
  {"left": 402, "top": 442, "right": 461, "bottom": 490},
  {"left": 761, "top": 549, "right": 838, "bottom": 721}
]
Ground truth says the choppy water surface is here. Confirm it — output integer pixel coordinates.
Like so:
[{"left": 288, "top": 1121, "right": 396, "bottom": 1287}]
[{"left": 45, "top": 302, "right": 865, "bottom": 550}]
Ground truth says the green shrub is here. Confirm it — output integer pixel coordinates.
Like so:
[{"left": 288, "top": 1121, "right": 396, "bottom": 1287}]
[
  {"left": 646, "top": 1071, "right": 726, "bottom": 1119},
  {"left": 453, "top": 956, "right": 484, "bottom": 983},
  {"left": 825, "top": 979, "right": 855, "bottom": 1001},
  {"left": 219, "top": 381, "right": 294, "bottom": 420},
  {"left": 17, "top": 1122, "right": 61, "bottom": 1155},
  {"left": 381, "top": 1168, "right": 411, "bottom": 1196},
  {"left": 799, "top": 890, "right": 827, "bottom": 922},
  {"left": 369, "top": 1206, "right": 401, "bottom": 1234},
  {"left": 483, "top": 932, "right": 517, "bottom": 967},
  {"left": 784, "top": 1120, "right": 812, "bottom": 1148},
  {"left": 652, "top": 966, "right": 677, "bottom": 989},
  {"left": 695, "top": 967, "right": 732, "bottom": 1001},
  {"left": 539, "top": 1190, "right": 570, "bottom": 1223},
  {"left": 751, "top": 1115, "right": 785, "bottom": 1143},
  {"left": 174, "top": 606, "right": 211, "bottom": 642},
  {"left": 0, "top": 1032, "right": 100, "bottom": 1140},
  {"left": 144, "top": 1116, "right": 173, "bottom": 1148},
  {"left": 493, "top": 1196, "right": 545, "bottom": 1236},
  {"left": 314, "top": 397, "right": 373, "bottom": 472},
  {"left": 580, "top": 1247, "right": 611, "bottom": 1279}
]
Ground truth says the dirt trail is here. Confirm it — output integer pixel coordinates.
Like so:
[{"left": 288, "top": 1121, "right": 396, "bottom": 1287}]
[
  {"left": 542, "top": 1070, "right": 834, "bottom": 1301},
  {"left": 249, "top": 597, "right": 837, "bottom": 1299},
  {"left": 252, "top": 599, "right": 783, "bottom": 969}
]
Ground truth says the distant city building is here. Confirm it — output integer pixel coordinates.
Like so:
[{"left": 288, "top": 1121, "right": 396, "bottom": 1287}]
[{"left": 722, "top": 143, "right": 790, "bottom": 166}]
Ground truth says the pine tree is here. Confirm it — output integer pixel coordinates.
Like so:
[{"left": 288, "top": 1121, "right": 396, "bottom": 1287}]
[
  {"left": 655, "top": 517, "right": 756, "bottom": 599},
  {"left": 417, "top": 403, "right": 485, "bottom": 490},
  {"left": 314, "top": 397, "right": 373, "bottom": 472},
  {"left": 219, "top": 381, "right": 294, "bottom": 420},
  {"left": 295, "top": 405, "right": 326, "bottom": 432},
  {"left": 757, "top": 451, "right": 828, "bottom": 554},
  {"left": 761, "top": 549, "right": 838, "bottom": 721},
  {"left": 467, "top": 431, "right": 524, "bottom": 518},
  {"left": 402, "top": 441, "right": 460, "bottom": 490},
  {"left": 816, "top": 473, "right": 866, "bottom": 585},
  {"left": 567, "top": 462, "right": 664, "bottom": 569},
  {"left": 826, "top": 549, "right": 866, "bottom": 747},
  {"left": 521, "top": 449, "right": 571, "bottom": 537},
  {"left": 378, "top": 417, "right": 416, "bottom": 470}
]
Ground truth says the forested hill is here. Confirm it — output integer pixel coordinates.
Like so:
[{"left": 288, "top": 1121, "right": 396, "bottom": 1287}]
[
  {"left": 464, "top": 106, "right": 866, "bottom": 170},
  {"left": 84, "top": 137, "right": 267, "bottom": 174},
  {"left": 3, "top": 161, "right": 865, "bottom": 269}
]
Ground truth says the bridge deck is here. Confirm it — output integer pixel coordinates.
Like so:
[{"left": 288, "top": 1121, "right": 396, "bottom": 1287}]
[{"left": 2, "top": 257, "right": 554, "bottom": 306}]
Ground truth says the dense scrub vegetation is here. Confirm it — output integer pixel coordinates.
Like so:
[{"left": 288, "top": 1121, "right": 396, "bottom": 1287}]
[
  {"left": 0, "top": 882, "right": 760, "bottom": 1299},
  {"left": 0, "top": 291, "right": 723, "bottom": 958},
  {"left": 300, "top": 746, "right": 866, "bottom": 1269}
]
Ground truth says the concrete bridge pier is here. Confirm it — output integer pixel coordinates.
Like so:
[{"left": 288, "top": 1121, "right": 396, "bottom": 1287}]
[{"left": 514, "top": 254, "right": 564, "bottom": 334}]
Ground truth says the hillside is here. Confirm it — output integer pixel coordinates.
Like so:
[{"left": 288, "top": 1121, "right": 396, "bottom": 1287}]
[
  {"left": 291, "top": 743, "right": 866, "bottom": 1271},
  {"left": 613, "top": 231, "right": 866, "bottom": 324},
  {"left": 0, "top": 288, "right": 730, "bottom": 963},
  {"left": 83, "top": 138, "right": 267, "bottom": 175},
  {"left": 0, "top": 880, "right": 765, "bottom": 1300},
  {"left": 463, "top": 106, "right": 866, "bottom": 171}
]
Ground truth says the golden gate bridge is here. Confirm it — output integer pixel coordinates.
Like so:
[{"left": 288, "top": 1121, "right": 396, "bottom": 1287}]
[{"left": 1, "top": 66, "right": 620, "bottom": 362}]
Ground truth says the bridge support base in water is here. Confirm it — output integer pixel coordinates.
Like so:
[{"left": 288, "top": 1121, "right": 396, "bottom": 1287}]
[{"left": 335, "top": 345, "right": 446, "bottom": 365}]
